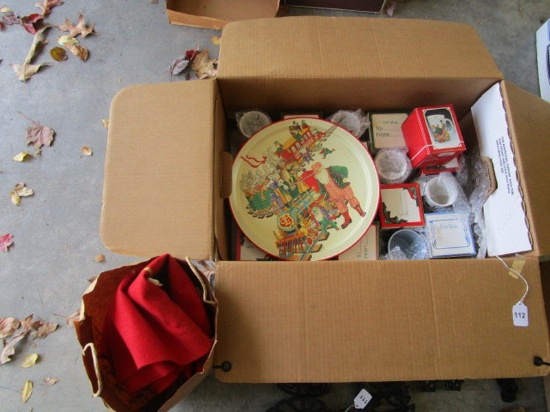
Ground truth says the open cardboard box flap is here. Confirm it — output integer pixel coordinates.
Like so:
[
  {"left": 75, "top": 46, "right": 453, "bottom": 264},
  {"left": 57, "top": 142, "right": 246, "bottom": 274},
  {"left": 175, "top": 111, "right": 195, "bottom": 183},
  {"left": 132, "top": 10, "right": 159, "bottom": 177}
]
[
  {"left": 166, "top": 0, "right": 281, "bottom": 29},
  {"left": 102, "top": 17, "right": 550, "bottom": 384}
]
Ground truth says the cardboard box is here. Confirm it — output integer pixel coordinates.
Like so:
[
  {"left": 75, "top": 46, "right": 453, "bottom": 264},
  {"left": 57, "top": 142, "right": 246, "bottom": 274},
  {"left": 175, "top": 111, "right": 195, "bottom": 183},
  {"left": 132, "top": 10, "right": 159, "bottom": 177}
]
[
  {"left": 166, "top": 0, "right": 280, "bottom": 29},
  {"left": 101, "top": 17, "right": 550, "bottom": 392}
]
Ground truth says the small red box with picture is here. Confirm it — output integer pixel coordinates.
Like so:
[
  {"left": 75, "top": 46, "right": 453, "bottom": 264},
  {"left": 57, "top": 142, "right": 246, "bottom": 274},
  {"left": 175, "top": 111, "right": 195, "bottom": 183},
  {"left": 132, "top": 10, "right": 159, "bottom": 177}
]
[{"left": 401, "top": 105, "right": 466, "bottom": 168}]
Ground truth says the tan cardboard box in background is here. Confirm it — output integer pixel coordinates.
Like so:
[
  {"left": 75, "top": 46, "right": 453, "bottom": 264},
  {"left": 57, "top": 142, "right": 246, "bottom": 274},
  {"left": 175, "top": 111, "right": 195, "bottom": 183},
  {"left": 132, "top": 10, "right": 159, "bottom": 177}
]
[{"left": 101, "top": 16, "right": 550, "bottom": 392}]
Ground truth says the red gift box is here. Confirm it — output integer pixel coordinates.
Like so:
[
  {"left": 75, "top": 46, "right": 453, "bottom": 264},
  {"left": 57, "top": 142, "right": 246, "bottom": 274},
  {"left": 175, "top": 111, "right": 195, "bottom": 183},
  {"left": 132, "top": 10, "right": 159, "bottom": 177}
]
[{"left": 401, "top": 105, "right": 466, "bottom": 168}]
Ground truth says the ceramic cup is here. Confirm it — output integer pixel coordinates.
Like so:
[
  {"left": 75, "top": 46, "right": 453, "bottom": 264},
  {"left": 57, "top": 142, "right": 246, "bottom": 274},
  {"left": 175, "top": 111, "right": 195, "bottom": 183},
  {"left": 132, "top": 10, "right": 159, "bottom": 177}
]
[
  {"left": 388, "top": 229, "right": 427, "bottom": 260},
  {"left": 424, "top": 176, "right": 458, "bottom": 208}
]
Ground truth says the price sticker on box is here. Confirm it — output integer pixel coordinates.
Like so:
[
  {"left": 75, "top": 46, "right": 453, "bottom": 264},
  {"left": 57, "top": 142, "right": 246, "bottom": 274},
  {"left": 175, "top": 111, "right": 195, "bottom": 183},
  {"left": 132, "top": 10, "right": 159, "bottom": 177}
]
[
  {"left": 512, "top": 302, "right": 529, "bottom": 327},
  {"left": 354, "top": 388, "right": 372, "bottom": 409}
]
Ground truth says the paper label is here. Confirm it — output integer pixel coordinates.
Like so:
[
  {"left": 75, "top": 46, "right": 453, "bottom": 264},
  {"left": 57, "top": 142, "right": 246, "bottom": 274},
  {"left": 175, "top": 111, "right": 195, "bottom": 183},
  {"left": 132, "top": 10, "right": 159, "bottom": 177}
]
[
  {"left": 371, "top": 113, "right": 408, "bottom": 149},
  {"left": 471, "top": 83, "right": 532, "bottom": 256},
  {"left": 512, "top": 302, "right": 529, "bottom": 327},
  {"left": 354, "top": 388, "right": 372, "bottom": 409}
]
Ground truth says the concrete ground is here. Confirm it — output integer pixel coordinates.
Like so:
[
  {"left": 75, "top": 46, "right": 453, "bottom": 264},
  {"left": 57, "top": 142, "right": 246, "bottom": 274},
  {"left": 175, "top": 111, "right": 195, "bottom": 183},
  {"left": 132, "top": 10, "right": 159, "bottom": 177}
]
[{"left": 0, "top": 0, "right": 549, "bottom": 411}]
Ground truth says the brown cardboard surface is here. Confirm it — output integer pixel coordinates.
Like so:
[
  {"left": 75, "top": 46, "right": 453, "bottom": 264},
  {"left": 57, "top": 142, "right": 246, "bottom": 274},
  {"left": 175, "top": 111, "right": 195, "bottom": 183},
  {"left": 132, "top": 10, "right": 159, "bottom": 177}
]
[
  {"left": 102, "top": 80, "right": 221, "bottom": 260},
  {"left": 218, "top": 17, "right": 502, "bottom": 116},
  {"left": 214, "top": 259, "right": 550, "bottom": 382},
  {"left": 501, "top": 81, "right": 550, "bottom": 257},
  {"left": 102, "top": 17, "right": 550, "bottom": 385},
  {"left": 167, "top": 0, "right": 280, "bottom": 29}
]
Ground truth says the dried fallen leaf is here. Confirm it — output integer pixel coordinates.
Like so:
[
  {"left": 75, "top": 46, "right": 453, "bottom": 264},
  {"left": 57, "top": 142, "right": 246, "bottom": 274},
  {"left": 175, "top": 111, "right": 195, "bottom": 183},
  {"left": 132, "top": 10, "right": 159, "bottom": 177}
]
[
  {"left": 12, "top": 152, "right": 32, "bottom": 162},
  {"left": 32, "top": 321, "right": 57, "bottom": 339},
  {"left": 102, "top": 119, "right": 109, "bottom": 128},
  {"left": 95, "top": 253, "right": 105, "bottom": 262},
  {"left": 0, "top": 317, "right": 21, "bottom": 339},
  {"left": 20, "top": 113, "right": 55, "bottom": 153},
  {"left": 185, "top": 49, "right": 199, "bottom": 61},
  {"left": 0, "top": 233, "right": 14, "bottom": 252},
  {"left": 210, "top": 36, "right": 221, "bottom": 46},
  {"left": 21, "top": 314, "right": 38, "bottom": 333},
  {"left": 11, "top": 26, "right": 50, "bottom": 81},
  {"left": 21, "top": 13, "right": 43, "bottom": 34},
  {"left": 11, "top": 62, "right": 46, "bottom": 82},
  {"left": 44, "top": 377, "right": 59, "bottom": 385},
  {"left": 81, "top": 146, "right": 93, "bottom": 156},
  {"left": 11, "top": 183, "right": 34, "bottom": 206},
  {"left": 11, "top": 191, "right": 20, "bottom": 206},
  {"left": 35, "top": 0, "right": 64, "bottom": 16},
  {"left": 65, "top": 42, "right": 88, "bottom": 61},
  {"left": 191, "top": 49, "right": 218, "bottom": 80},
  {"left": 21, "top": 353, "right": 39, "bottom": 368},
  {"left": 21, "top": 380, "right": 33, "bottom": 403},
  {"left": 168, "top": 55, "right": 189, "bottom": 76},
  {"left": 0, "top": 332, "right": 26, "bottom": 364},
  {"left": 57, "top": 14, "right": 94, "bottom": 38},
  {"left": 57, "top": 34, "right": 76, "bottom": 46},
  {"left": 50, "top": 46, "right": 67, "bottom": 61},
  {"left": 2, "top": 11, "right": 20, "bottom": 25}
]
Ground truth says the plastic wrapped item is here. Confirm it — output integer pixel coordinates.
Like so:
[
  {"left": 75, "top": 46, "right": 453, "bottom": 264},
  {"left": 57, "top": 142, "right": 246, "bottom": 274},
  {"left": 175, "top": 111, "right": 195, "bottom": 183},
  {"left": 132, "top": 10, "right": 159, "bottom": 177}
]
[
  {"left": 374, "top": 148, "right": 413, "bottom": 184},
  {"left": 464, "top": 148, "right": 492, "bottom": 259},
  {"left": 236, "top": 110, "right": 272, "bottom": 139},
  {"left": 383, "top": 229, "right": 428, "bottom": 260},
  {"left": 421, "top": 172, "right": 471, "bottom": 219},
  {"left": 326, "top": 109, "right": 370, "bottom": 138},
  {"left": 381, "top": 245, "right": 408, "bottom": 260}
]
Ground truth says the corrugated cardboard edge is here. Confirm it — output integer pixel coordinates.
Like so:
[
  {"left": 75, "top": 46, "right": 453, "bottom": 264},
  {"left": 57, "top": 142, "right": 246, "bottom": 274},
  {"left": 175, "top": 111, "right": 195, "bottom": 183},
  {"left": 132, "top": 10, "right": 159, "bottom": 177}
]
[
  {"left": 101, "top": 81, "right": 219, "bottom": 260},
  {"left": 501, "top": 80, "right": 550, "bottom": 257},
  {"left": 214, "top": 259, "right": 550, "bottom": 383},
  {"left": 217, "top": 17, "right": 503, "bottom": 115},
  {"left": 166, "top": 0, "right": 281, "bottom": 30}
]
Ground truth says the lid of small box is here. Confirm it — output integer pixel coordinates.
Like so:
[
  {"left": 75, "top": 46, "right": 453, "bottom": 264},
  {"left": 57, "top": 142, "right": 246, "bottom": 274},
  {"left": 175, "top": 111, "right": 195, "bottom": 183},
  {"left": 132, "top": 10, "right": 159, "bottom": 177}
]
[
  {"left": 218, "top": 17, "right": 503, "bottom": 116},
  {"left": 101, "top": 80, "right": 223, "bottom": 260},
  {"left": 167, "top": 0, "right": 280, "bottom": 29},
  {"left": 500, "top": 81, "right": 550, "bottom": 257}
]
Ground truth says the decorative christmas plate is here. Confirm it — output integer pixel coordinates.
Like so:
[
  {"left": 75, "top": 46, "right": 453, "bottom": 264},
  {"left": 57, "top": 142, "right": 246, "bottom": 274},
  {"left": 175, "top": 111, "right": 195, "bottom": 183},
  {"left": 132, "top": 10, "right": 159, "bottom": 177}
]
[{"left": 229, "top": 118, "right": 380, "bottom": 261}]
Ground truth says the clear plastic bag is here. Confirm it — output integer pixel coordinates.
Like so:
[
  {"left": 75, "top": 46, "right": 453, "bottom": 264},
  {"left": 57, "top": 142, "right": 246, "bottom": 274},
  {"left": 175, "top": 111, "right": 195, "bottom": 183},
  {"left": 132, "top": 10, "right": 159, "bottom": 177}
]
[{"left": 326, "top": 109, "right": 370, "bottom": 138}]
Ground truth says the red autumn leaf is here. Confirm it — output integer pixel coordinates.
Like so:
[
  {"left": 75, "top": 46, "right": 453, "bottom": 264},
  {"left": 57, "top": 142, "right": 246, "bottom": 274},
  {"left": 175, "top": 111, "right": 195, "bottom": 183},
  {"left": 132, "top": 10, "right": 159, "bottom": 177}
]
[
  {"left": 35, "top": 0, "right": 64, "bottom": 16},
  {"left": 21, "top": 13, "right": 44, "bottom": 34},
  {"left": 185, "top": 49, "right": 199, "bottom": 61},
  {"left": 0, "top": 233, "right": 13, "bottom": 252}
]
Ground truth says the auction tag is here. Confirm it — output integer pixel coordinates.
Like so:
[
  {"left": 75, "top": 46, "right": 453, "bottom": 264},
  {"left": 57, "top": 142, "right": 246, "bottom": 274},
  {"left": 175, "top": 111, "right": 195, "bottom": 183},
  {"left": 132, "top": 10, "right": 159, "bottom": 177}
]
[
  {"left": 354, "top": 388, "right": 373, "bottom": 409},
  {"left": 512, "top": 302, "right": 529, "bottom": 327}
]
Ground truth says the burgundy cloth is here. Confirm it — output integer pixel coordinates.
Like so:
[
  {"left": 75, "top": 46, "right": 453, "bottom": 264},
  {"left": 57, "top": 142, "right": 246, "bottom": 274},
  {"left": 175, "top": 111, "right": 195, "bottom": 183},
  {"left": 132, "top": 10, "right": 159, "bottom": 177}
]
[{"left": 99, "top": 254, "right": 213, "bottom": 395}]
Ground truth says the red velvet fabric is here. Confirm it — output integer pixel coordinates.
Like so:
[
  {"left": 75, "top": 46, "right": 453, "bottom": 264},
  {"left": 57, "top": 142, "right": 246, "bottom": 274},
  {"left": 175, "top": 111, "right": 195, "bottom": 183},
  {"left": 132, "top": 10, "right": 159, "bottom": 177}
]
[{"left": 99, "top": 254, "right": 213, "bottom": 395}]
